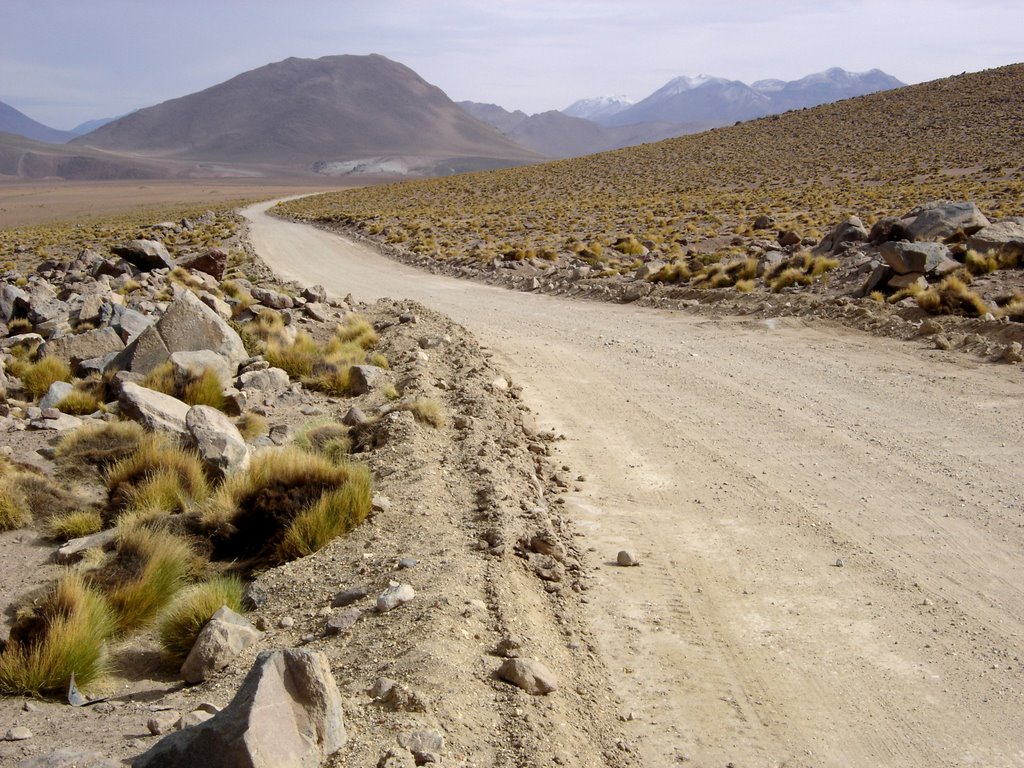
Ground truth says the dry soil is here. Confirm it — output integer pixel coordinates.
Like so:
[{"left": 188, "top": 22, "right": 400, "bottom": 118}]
[{"left": 245, "top": 199, "right": 1024, "bottom": 768}]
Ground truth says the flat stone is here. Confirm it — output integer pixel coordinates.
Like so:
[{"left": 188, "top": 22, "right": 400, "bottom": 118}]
[
  {"left": 331, "top": 586, "right": 370, "bottom": 607},
  {"left": 325, "top": 607, "right": 362, "bottom": 636}
]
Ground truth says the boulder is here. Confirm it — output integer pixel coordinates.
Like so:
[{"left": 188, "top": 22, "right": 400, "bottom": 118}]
[
  {"left": 868, "top": 216, "right": 909, "bottom": 245},
  {"left": 180, "top": 606, "right": 262, "bottom": 684},
  {"left": 377, "top": 583, "right": 415, "bottom": 613},
  {"left": 0, "top": 284, "right": 29, "bottom": 322},
  {"left": 55, "top": 528, "right": 118, "bottom": 564},
  {"left": 134, "top": 649, "right": 345, "bottom": 768},
  {"left": 901, "top": 200, "right": 989, "bottom": 241},
  {"left": 116, "top": 291, "right": 247, "bottom": 376},
  {"left": 966, "top": 220, "right": 1024, "bottom": 261},
  {"left": 880, "top": 241, "right": 954, "bottom": 275},
  {"left": 41, "top": 327, "right": 125, "bottom": 372},
  {"left": 38, "top": 381, "right": 76, "bottom": 411},
  {"left": 814, "top": 216, "right": 869, "bottom": 255},
  {"left": 348, "top": 365, "right": 386, "bottom": 396},
  {"left": 777, "top": 230, "right": 801, "bottom": 247},
  {"left": 118, "top": 382, "right": 190, "bottom": 438},
  {"left": 169, "top": 350, "right": 237, "bottom": 387},
  {"left": 301, "top": 284, "right": 327, "bottom": 303},
  {"left": 199, "top": 293, "right": 233, "bottom": 320},
  {"left": 178, "top": 248, "right": 228, "bottom": 281},
  {"left": 236, "top": 367, "right": 290, "bottom": 396},
  {"left": 185, "top": 405, "right": 250, "bottom": 479},
  {"left": 860, "top": 264, "right": 891, "bottom": 296},
  {"left": 887, "top": 273, "right": 927, "bottom": 291},
  {"left": 250, "top": 286, "right": 294, "bottom": 310},
  {"left": 496, "top": 658, "right": 558, "bottom": 695},
  {"left": 110, "top": 306, "right": 154, "bottom": 344},
  {"left": 111, "top": 239, "right": 174, "bottom": 271},
  {"left": 156, "top": 290, "right": 247, "bottom": 367}
]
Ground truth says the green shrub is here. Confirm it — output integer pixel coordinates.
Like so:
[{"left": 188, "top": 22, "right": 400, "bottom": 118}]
[{"left": 157, "top": 576, "right": 245, "bottom": 664}]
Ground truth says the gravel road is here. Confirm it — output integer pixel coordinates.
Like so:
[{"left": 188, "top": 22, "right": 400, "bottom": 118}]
[{"left": 243, "top": 200, "right": 1024, "bottom": 767}]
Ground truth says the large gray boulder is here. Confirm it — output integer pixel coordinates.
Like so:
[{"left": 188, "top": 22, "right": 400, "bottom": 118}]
[
  {"left": 814, "top": 216, "right": 869, "bottom": 255},
  {"left": 902, "top": 200, "right": 990, "bottom": 241},
  {"left": 879, "top": 241, "right": 958, "bottom": 275},
  {"left": 178, "top": 248, "right": 228, "bottom": 281},
  {"left": 118, "top": 382, "right": 190, "bottom": 438},
  {"left": 116, "top": 291, "right": 247, "bottom": 376},
  {"left": 111, "top": 239, "right": 174, "bottom": 271},
  {"left": 966, "top": 219, "right": 1024, "bottom": 261},
  {"left": 38, "top": 381, "right": 76, "bottom": 411},
  {"left": 186, "top": 405, "right": 250, "bottom": 479},
  {"left": 236, "top": 367, "right": 290, "bottom": 396},
  {"left": 41, "top": 327, "right": 125, "bottom": 372},
  {"left": 0, "top": 284, "right": 28, "bottom": 322},
  {"left": 134, "top": 649, "right": 345, "bottom": 768},
  {"left": 180, "top": 606, "right": 262, "bottom": 684}
]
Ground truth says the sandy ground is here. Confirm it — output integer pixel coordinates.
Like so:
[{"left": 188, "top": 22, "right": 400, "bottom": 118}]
[
  {"left": 0, "top": 179, "right": 356, "bottom": 228},
  {"left": 244, "top": 200, "right": 1024, "bottom": 767}
]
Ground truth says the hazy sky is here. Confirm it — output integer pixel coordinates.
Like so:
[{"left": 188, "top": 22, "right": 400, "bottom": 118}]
[{"left": 4, "top": 0, "right": 1023, "bottom": 129}]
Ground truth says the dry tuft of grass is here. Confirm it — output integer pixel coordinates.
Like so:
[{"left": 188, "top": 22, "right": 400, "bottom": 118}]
[
  {"left": 0, "top": 571, "right": 116, "bottom": 695},
  {"left": 9, "top": 355, "right": 71, "bottom": 401},
  {"left": 56, "top": 420, "right": 146, "bottom": 470},
  {"left": 56, "top": 387, "right": 104, "bottom": 416},
  {"left": 45, "top": 511, "right": 104, "bottom": 541},
  {"left": 203, "top": 446, "right": 372, "bottom": 566},
  {"left": 235, "top": 412, "right": 268, "bottom": 440},
  {"left": 276, "top": 468, "right": 372, "bottom": 560},
  {"left": 916, "top": 276, "right": 991, "bottom": 317},
  {"left": 104, "top": 435, "right": 209, "bottom": 523},
  {"left": 0, "top": 475, "right": 30, "bottom": 530},
  {"left": 156, "top": 575, "right": 245, "bottom": 664},
  {"left": 406, "top": 396, "right": 446, "bottom": 428},
  {"left": 335, "top": 314, "right": 378, "bottom": 348},
  {"left": 97, "top": 527, "right": 199, "bottom": 633},
  {"left": 295, "top": 421, "right": 352, "bottom": 462}
]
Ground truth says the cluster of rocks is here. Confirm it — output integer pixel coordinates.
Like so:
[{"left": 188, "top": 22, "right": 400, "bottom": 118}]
[
  {"left": 0, "top": 238, "right": 356, "bottom": 478},
  {"left": 810, "top": 200, "right": 1024, "bottom": 297}
]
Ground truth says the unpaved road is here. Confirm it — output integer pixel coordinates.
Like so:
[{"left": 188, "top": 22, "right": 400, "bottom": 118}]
[{"left": 243, "top": 200, "right": 1024, "bottom": 767}]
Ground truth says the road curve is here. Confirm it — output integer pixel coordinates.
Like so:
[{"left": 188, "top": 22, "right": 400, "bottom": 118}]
[{"left": 242, "top": 200, "right": 1024, "bottom": 767}]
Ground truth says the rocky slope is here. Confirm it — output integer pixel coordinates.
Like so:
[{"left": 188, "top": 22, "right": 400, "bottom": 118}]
[{"left": 0, "top": 214, "right": 633, "bottom": 766}]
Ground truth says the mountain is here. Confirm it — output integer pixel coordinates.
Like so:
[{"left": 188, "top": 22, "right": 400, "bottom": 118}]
[
  {"left": 72, "top": 54, "right": 540, "bottom": 173},
  {"left": 606, "top": 67, "right": 904, "bottom": 127},
  {"left": 458, "top": 101, "right": 699, "bottom": 159},
  {"left": 0, "top": 131, "right": 173, "bottom": 180},
  {"left": 71, "top": 117, "right": 116, "bottom": 135},
  {"left": 562, "top": 95, "right": 634, "bottom": 122},
  {"left": 0, "top": 101, "right": 76, "bottom": 143}
]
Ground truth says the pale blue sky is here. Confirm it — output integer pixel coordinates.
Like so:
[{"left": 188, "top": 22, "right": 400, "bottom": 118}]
[{"left": 4, "top": 0, "right": 1023, "bottom": 129}]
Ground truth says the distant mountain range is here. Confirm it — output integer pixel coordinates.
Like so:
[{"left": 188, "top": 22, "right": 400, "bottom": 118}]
[
  {"left": 461, "top": 67, "right": 904, "bottom": 158},
  {"left": 0, "top": 59, "right": 904, "bottom": 180}
]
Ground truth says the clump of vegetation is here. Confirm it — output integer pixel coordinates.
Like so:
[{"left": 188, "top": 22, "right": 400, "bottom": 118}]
[
  {"left": 7, "top": 355, "right": 71, "bottom": 401},
  {"left": 104, "top": 435, "right": 209, "bottom": 524},
  {"left": 277, "top": 474, "right": 372, "bottom": 560},
  {"left": 0, "top": 572, "right": 116, "bottom": 695},
  {"left": 406, "top": 397, "right": 446, "bottom": 428},
  {"left": 295, "top": 421, "right": 352, "bottom": 463},
  {"left": 916, "top": 276, "right": 991, "bottom": 317},
  {"left": 0, "top": 474, "right": 30, "bottom": 530},
  {"left": 142, "top": 362, "right": 227, "bottom": 410},
  {"left": 235, "top": 412, "right": 268, "bottom": 440},
  {"left": 157, "top": 576, "right": 245, "bottom": 664},
  {"left": 56, "top": 420, "right": 146, "bottom": 470},
  {"left": 56, "top": 386, "right": 104, "bottom": 416},
  {"left": 202, "top": 447, "right": 372, "bottom": 567},
  {"left": 46, "top": 511, "right": 104, "bottom": 541},
  {"left": 95, "top": 528, "right": 199, "bottom": 633}
]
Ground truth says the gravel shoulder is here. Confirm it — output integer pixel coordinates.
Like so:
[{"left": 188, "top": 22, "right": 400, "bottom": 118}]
[{"left": 246, "top": 199, "right": 1024, "bottom": 767}]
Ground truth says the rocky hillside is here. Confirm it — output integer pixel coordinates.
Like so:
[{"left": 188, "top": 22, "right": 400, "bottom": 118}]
[
  {"left": 72, "top": 54, "right": 540, "bottom": 174},
  {"left": 0, "top": 210, "right": 633, "bottom": 766}
]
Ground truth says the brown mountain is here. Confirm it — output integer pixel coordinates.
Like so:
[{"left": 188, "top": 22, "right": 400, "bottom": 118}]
[
  {"left": 0, "top": 132, "right": 174, "bottom": 180},
  {"left": 72, "top": 54, "right": 540, "bottom": 173}
]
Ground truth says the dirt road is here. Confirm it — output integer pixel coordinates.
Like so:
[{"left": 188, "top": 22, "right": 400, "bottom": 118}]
[{"left": 243, "top": 200, "right": 1024, "bottom": 767}]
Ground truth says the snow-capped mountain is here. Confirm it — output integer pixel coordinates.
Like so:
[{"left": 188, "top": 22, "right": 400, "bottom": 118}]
[
  {"left": 603, "top": 67, "right": 904, "bottom": 127},
  {"left": 562, "top": 95, "right": 634, "bottom": 122}
]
